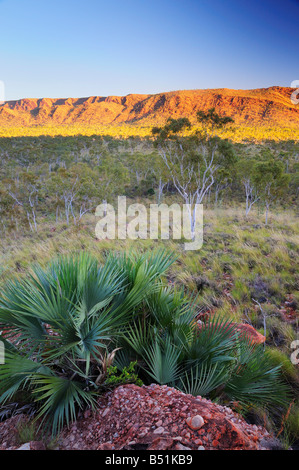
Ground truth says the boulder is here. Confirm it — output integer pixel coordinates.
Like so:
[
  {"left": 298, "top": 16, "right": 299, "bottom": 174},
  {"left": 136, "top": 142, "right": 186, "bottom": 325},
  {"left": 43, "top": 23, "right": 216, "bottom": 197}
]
[{"left": 196, "top": 321, "right": 266, "bottom": 345}]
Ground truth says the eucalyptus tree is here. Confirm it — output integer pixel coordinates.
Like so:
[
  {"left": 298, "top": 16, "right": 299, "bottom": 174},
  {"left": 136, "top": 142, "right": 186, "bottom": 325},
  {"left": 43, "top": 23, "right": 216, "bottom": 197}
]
[
  {"left": 253, "top": 157, "right": 290, "bottom": 224},
  {"left": 0, "top": 186, "right": 15, "bottom": 233},
  {"left": 152, "top": 112, "right": 235, "bottom": 238},
  {"left": 124, "top": 152, "right": 153, "bottom": 186},
  {"left": 46, "top": 163, "right": 100, "bottom": 225},
  {"left": 151, "top": 153, "right": 170, "bottom": 203},
  {"left": 236, "top": 157, "right": 260, "bottom": 217},
  {"left": 213, "top": 168, "right": 233, "bottom": 207},
  {"left": 87, "top": 136, "right": 109, "bottom": 166},
  {"left": 6, "top": 170, "right": 41, "bottom": 232}
]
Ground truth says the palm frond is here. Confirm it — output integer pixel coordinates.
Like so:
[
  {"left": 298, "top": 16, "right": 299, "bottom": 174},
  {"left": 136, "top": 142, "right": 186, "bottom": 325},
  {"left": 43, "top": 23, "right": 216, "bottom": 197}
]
[
  {"left": 143, "top": 338, "right": 182, "bottom": 385},
  {"left": 32, "top": 375, "right": 97, "bottom": 435},
  {"left": 0, "top": 352, "right": 52, "bottom": 405},
  {"left": 224, "top": 344, "right": 290, "bottom": 408},
  {"left": 178, "top": 362, "right": 230, "bottom": 397}
]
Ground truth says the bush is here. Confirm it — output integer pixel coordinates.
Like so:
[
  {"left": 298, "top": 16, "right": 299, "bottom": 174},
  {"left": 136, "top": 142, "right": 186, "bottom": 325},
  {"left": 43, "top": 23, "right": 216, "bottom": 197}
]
[{"left": 0, "top": 250, "right": 175, "bottom": 435}]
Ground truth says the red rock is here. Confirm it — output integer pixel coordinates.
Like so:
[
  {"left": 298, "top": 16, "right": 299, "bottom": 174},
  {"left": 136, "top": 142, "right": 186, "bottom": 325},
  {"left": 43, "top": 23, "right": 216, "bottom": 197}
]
[
  {"left": 234, "top": 323, "right": 266, "bottom": 344},
  {"left": 174, "top": 443, "right": 192, "bottom": 451},
  {"left": 29, "top": 441, "right": 46, "bottom": 451},
  {"left": 148, "top": 438, "right": 174, "bottom": 450},
  {"left": 15, "top": 383, "right": 272, "bottom": 451},
  {"left": 186, "top": 415, "right": 205, "bottom": 430},
  {"left": 197, "top": 321, "right": 265, "bottom": 345},
  {"left": 153, "top": 426, "right": 165, "bottom": 434}
]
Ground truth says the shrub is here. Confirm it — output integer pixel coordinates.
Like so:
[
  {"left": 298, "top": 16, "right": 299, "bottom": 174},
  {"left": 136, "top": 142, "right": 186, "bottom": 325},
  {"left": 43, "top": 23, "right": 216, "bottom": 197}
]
[{"left": 0, "top": 250, "right": 175, "bottom": 435}]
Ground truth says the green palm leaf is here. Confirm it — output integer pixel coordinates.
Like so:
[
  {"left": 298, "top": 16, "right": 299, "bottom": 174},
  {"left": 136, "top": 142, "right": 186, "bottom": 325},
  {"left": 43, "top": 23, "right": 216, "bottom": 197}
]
[
  {"left": 32, "top": 375, "right": 97, "bottom": 435},
  {"left": 143, "top": 339, "right": 182, "bottom": 385},
  {"left": 178, "top": 363, "right": 229, "bottom": 397}
]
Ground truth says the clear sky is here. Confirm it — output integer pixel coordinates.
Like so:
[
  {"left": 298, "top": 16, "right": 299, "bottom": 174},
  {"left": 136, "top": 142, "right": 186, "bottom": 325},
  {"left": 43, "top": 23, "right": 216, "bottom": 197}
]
[{"left": 0, "top": 0, "right": 298, "bottom": 100}]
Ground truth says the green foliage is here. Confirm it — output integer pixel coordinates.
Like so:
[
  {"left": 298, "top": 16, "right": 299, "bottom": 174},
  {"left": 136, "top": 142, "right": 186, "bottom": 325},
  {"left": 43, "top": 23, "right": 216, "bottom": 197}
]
[
  {"left": 0, "top": 132, "right": 297, "bottom": 444},
  {"left": 0, "top": 249, "right": 175, "bottom": 435},
  {"left": 104, "top": 362, "right": 143, "bottom": 388},
  {"left": 115, "top": 294, "right": 289, "bottom": 410},
  {"left": 16, "top": 420, "right": 38, "bottom": 445},
  {"left": 196, "top": 108, "right": 234, "bottom": 135},
  {"left": 0, "top": 249, "right": 290, "bottom": 437}
]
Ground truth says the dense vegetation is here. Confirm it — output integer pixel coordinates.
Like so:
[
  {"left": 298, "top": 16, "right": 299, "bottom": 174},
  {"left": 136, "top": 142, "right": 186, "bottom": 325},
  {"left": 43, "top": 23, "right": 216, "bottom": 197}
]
[
  {"left": 0, "top": 251, "right": 290, "bottom": 435},
  {"left": 0, "top": 132, "right": 297, "bottom": 234},
  {"left": 1, "top": 122, "right": 299, "bottom": 142},
  {"left": 0, "top": 127, "right": 298, "bottom": 445}
]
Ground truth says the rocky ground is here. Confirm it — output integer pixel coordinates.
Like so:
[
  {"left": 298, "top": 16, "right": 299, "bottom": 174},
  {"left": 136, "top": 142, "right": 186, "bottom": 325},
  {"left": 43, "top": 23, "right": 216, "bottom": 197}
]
[{"left": 0, "top": 384, "right": 283, "bottom": 451}]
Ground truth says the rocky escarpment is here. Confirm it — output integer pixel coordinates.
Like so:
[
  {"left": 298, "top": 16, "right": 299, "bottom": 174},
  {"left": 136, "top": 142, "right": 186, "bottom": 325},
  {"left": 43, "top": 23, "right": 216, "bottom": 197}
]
[{"left": 0, "top": 86, "right": 298, "bottom": 128}]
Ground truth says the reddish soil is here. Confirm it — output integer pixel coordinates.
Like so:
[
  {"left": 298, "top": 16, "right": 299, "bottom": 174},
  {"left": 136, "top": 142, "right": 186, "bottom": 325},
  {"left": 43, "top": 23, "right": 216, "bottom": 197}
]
[{"left": 0, "top": 384, "right": 278, "bottom": 451}]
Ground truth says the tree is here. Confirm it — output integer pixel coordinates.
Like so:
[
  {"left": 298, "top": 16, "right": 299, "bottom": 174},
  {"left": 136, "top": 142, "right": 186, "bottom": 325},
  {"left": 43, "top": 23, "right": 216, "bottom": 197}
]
[
  {"left": 253, "top": 157, "right": 290, "bottom": 224},
  {"left": 197, "top": 107, "right": 234, "bottom": 136},
  {"left": 46, "top": 164, "right": 100, "bottom": 225},
  {"left": 213, "top": 168, "right": 233, "bottom": 206},
  {"left": 97, "top": 156, "right": 129, "bottom": 207},
  {"left": 88, "top": 137, "right": 109, "bottom": 166},
  {"left": 150, "top": 153, "right": 170, "bottom": 203},
  {"left": 237, "top": 157, "right": 260, "bottom": 217},
  {"left": 6, "top": 171, "right": 41, "bottom": 232},
  {"left": 124, "top": 152, "right": 153, "bottom": 186},
  {"left": 152, "top": 113, "right": 235, "bottom": 238}
]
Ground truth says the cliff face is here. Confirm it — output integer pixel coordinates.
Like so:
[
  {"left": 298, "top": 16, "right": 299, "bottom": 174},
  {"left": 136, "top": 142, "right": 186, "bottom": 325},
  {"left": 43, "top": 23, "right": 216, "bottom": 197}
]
[{"left": 0, "top": 86, "right": 298, "bottom": 128}]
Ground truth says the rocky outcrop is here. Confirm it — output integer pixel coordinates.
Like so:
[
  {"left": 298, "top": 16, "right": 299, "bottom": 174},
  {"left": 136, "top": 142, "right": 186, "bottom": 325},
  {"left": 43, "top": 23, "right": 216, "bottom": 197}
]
[
  {"left": 196, "top": 321, "right": 266, "bottom": 345},
  {"left": 233, "top": 323, "right": 266, "bottom": 344},
  {"left": 0, "top": 87, "right": 298, "bottom": 129},
  {"left": 58, "top": 384, "right": 273, "bottom": 450},
  {"left": 0, "top": 384, "right": 280, "bottom": 450}
]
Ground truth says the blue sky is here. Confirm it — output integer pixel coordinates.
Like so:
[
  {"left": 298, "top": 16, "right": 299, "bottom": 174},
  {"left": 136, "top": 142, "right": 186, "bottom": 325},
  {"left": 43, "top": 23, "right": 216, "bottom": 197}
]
[{"left": 0, "top": 0, "right": 298, "bottom": 100}]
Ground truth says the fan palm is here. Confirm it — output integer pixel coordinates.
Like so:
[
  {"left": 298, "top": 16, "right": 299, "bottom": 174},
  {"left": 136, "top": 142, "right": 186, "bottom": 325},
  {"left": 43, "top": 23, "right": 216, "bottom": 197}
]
[
  {"left": 0, "top": 250, "right": 175, "bottom": 434},
  {"left": 0, "top": 249, "right": 290, "bottom": 435}
]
